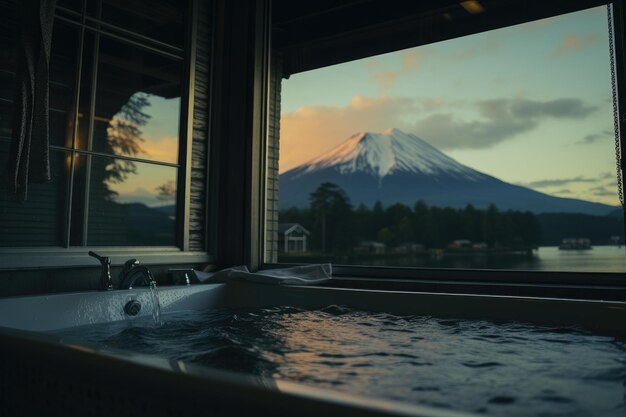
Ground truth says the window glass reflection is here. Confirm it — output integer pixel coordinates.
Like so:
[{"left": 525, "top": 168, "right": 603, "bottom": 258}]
[
  {"left": 90, "top": 37, "right": 181, "bottom": 163},
  {"left": 0, "top": 144, "right": 69, "bottom": 247},
  {"left": 49, "top": 23, "right": 81, "bottom": 148},
  {"left": 92, "top": 0, "right": 187, "bottom": 48},
  {"left": 57, "top": 0, "right": 82, "bottom": 12},
  {"left": 85, "top": 155, "right": 177, "bottom": 246}
]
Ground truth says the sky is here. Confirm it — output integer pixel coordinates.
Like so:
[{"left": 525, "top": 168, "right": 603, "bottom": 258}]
[{"left": 280, "top": 5, "right": 620, "bottom": 206}]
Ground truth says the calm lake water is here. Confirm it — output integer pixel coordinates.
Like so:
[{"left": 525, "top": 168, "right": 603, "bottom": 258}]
[{"left": 510, "top": 246, "right": 626, "bottom": 273}]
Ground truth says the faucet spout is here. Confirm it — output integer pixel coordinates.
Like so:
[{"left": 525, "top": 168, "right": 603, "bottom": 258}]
[{"left": 119, "top": 265, "right": 156, "bottom": 289}]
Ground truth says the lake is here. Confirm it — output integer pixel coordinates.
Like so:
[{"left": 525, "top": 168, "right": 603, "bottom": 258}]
[
  {"left": 509, "top": 246, "right": 626, "bottom": 273},
  {"left": 399, "top": 246, "right": 626, "bottom": 272},
  {"left": 281, "top": 246, "right": 626, "bottom": 273},
  {"left": 400, "top": 246, "right": 626, "bottom": 272}
]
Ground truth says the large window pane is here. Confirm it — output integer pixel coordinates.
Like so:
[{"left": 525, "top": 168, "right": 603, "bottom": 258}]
[
  {"left": 82, "top": 155, "right": 177, "bottom": 246},
  {"left": 0, "top": 143, "right": 69, "bottom": 247},
  {"left": 0, "top": 0, "right": 188, "bottom": 251},
  {"left": 276, "top": 6, "right": 626, "bottom": 273},
  {"left": 89, "top": 37, "right": 181, "bottom": 163}
]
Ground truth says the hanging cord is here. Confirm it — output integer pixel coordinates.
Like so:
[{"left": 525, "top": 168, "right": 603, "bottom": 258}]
[{"left": 608, "top": 3, "right": 624, "bottom": 207}]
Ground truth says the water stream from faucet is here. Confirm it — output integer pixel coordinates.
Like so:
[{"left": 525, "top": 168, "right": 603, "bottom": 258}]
[{"left": 149, "top": 281, "right": 162, "bottom": 326}]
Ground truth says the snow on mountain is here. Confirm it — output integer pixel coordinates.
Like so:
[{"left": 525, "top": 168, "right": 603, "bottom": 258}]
[
  {"left": 297, "top": 128, "right": 483, "bottom": 181},
  {"left": 279, "top": 128, "right": 617, "bottom": 215}
]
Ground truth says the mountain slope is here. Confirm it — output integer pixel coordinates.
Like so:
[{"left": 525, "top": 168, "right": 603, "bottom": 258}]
[{"left": 279, "top": 128, "right": 616, "bottom": 215}]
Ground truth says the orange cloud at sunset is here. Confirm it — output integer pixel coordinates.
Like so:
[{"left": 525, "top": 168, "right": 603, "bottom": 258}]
[
  {"left": 279, "top": 95, "right": 417, "bottom": 173},
  {"left": 138, "top": 135, "right": 179, "bottom": 164},
  {"left": 402, "top": 50, "right": 426, "bottom": 71},
  {"left": 366, "top": 50, "right": 427, "bottom": 93},
  {"left": 554, "top": 33, "right": 599, "bottom": 55}
]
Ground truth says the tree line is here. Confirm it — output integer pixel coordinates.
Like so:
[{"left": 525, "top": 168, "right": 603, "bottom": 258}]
[{"left": 280, "top": 182, "right": 543, "bottom": 253}]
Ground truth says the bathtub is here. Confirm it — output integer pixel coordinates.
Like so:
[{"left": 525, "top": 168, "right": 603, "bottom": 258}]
[{"left": 0, "top": 282, "right": 624, "bottom": 417}]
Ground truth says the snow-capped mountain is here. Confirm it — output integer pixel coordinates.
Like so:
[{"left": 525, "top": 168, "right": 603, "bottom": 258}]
[
  {"left": 297, "top": 128, "right": 483, "bottom": 181},
  {"left": 279, "top": 128, "right": 616, "bottom": 215}
]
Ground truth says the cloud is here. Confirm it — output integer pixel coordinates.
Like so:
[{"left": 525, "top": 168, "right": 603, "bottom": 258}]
[
  {"left": 601, "top": 171, "right": 614, "bottom": 179},
  {"left": 410, "top": 113, "right": 528, "bottom": 150},
  {"left": 553, "top": 189, "right": 572, "bottom": 195},
  {"left": 137, "top": 135, "right": 179, "bottom": 163},
  {"left": 514, "top": 172, "right": 618, "bottom": 204},
  {"left": 518, "top": 176, "right": 597, "bottom": 188},
  {"left": 402, "top": 50, "right": 427, "bottom": 71},
  {"left": 367, "top": 50, "right": 427, "bottom": 93},
  {"left": 506, "top": 98, "right": 596, "bottom": 118},
  {"left": 555, "top": 33, "right": 600, "bottom": 56},
  {"left": 589, "top": 186, "right": 615, "bottom": 197},
  {"left": 280, "top": 95, "right": 599, "bottom": 170},
  {"left": 578, "top": 129, "right": 613, "bottom": 144},
  {"left": 415, "top": 98, "right": 597, "bottom": 150},
  {"left": 422, "top": 97, "right": 447, "bottom": 111}
]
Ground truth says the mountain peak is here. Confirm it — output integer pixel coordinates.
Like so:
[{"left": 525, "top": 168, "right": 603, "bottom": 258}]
[
  {"left": 293, "top": 128, "right": 483, "bottom": 180},
  {"left": 381, "top": 127, "right": 401, "bottom": 135}
]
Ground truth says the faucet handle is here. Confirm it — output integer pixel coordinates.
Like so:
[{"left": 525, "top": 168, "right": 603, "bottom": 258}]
[
  {"left": 88, "top": 251, "right": 113, "bottom": 291},
  {"left": 88, "top": 251, "right": 110, "bottom": 265}
]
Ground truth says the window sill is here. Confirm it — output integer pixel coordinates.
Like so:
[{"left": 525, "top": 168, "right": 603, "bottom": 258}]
[
  {"left": 262, "top": 263, "right": 626, "bottom": 301},
  {"left": 0, "top": 247, "right": 213, "bottom": 270}
]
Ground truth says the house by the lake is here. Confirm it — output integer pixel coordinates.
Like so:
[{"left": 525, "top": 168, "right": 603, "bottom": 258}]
[{"left": 278, "top": 223, "right": 310, "bottom": 253}]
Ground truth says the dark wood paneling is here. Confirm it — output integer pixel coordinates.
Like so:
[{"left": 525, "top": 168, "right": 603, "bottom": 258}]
[{"left": 188, "top": 0, "right": 211, "bottom": 252}]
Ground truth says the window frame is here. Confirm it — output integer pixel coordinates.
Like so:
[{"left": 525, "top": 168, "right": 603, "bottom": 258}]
[
  {"left": 260, "top": 0, "right": 626, "bottom": 292},
  {"left": 0, "top": 0, "right": 212, "bottom": 268}
]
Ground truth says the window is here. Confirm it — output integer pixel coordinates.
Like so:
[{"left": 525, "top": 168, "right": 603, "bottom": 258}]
[
  {"left": 269, "top": 3, "right": 626, "bottom": 274},
  {"left": 0, "top": 0, "right": 191, "bottom": 249}
]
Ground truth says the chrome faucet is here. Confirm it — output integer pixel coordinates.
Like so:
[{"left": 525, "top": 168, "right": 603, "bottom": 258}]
[
  {"left": 88, "top": 251, "right": 113, "bottom": 291},
  {"left": 119, "top": 263, "right": 156, "bottom": 289}
]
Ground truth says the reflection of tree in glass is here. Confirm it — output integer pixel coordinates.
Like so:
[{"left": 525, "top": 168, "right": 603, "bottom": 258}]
[
  {"left": 102, "top": 93, "right": 151, "bottom": 198},
  {"left": 156, "top": 180, "right": 176, "bottom": 202}
]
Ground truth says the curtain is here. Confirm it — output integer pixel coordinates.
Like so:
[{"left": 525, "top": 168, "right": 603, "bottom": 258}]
[{"left": 4, "top": 0, "right": 57, "bottom": 200}]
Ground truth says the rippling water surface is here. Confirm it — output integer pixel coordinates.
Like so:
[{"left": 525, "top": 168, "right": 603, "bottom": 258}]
[{"left": 56, "top": 306, "right": 626, "bottom": 416}]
